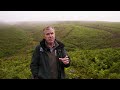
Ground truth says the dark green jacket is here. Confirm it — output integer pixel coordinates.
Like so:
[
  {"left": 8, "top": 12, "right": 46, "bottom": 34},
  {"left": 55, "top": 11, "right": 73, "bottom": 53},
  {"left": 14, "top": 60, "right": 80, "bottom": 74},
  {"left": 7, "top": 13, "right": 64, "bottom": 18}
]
[{"left": 30, "top": 39, "right": 70, "bottom": 79}]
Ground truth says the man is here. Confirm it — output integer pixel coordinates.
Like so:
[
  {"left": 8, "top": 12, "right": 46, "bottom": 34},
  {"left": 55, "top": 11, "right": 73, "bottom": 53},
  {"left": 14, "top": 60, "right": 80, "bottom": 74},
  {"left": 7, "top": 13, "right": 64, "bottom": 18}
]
[{"left": 30, "top": 26, "right": 70, "bottom": 79}]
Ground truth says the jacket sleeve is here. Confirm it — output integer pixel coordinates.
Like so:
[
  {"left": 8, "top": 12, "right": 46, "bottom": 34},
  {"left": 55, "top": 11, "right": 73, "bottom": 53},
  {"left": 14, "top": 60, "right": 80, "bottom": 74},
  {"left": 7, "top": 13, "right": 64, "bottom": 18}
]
[{"left": 30, "top": 45, "right": 40, "bottom": 78}]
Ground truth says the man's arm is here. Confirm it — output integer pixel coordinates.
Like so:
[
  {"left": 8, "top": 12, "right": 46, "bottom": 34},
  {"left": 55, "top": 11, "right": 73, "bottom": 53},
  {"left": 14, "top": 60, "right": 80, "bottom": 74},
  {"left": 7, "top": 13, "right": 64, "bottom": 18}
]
[{"left": 30, "top": 45, "right": 40, "bottom": 79}]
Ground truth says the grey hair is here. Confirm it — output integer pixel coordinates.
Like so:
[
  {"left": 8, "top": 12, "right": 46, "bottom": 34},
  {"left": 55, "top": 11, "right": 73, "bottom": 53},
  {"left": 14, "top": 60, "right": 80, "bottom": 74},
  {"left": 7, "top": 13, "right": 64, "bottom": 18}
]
[{"left": 43, "top": 26, "right": 55, "bottom": 31}]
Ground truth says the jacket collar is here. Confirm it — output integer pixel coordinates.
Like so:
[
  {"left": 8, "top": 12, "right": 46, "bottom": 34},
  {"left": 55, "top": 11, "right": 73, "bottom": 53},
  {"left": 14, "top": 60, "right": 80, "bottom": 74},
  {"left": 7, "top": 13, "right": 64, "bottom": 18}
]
[
  {"left": 40, "top": 39, "right": 64, "bottom": 50},
  {"left": 40, "top": 39, "right": 64, "bottom": 51}
]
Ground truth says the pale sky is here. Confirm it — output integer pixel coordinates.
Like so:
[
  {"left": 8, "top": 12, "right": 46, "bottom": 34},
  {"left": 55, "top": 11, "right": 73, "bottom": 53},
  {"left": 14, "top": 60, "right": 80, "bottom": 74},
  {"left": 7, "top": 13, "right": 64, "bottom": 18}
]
[{"left": 0, "top": 11, "right": 120, "bottom": 22}]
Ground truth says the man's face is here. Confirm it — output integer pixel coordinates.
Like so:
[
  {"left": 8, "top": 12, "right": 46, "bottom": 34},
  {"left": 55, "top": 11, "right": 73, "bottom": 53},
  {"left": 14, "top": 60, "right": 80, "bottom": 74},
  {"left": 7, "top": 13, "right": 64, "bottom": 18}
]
[{"left": 44, "top": 28, "right": 55, "bottom": 44}]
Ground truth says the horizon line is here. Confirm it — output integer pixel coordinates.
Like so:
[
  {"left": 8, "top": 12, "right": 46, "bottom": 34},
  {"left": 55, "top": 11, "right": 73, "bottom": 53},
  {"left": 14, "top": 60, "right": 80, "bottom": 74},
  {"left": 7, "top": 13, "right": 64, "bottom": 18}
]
[{"left": 1, "top": 20, "right": 120, "bottom": 23}]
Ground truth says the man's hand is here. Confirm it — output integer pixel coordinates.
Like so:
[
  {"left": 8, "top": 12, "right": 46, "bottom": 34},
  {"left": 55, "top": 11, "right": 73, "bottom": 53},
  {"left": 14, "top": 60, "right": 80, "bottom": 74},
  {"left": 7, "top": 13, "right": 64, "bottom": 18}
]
[{"left": 59, "top": 55, "right": 70, "bottom": 65}]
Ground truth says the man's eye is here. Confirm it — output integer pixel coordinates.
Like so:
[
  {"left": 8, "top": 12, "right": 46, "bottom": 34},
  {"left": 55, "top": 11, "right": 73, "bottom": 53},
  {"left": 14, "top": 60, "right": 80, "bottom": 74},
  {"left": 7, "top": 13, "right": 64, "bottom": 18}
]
[{"left": 46, "top": 33, "right": 49, "bottom": 35}]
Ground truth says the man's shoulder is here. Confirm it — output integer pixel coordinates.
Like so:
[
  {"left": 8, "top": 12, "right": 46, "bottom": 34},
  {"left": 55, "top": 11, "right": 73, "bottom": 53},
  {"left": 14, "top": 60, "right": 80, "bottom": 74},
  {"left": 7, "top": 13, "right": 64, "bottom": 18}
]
[
  {"left": 35, "top": 44, "right": 41, "bottom": 50},
  {"left": 56, "top": 40, "right": 65, "bottom": 48}
]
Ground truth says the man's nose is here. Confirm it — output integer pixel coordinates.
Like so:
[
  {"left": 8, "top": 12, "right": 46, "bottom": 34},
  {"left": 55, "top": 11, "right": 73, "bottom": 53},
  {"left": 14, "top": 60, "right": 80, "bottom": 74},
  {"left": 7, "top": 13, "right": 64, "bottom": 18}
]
[{"left": 49, "top": 34, "right": 52, "bottom": 37}]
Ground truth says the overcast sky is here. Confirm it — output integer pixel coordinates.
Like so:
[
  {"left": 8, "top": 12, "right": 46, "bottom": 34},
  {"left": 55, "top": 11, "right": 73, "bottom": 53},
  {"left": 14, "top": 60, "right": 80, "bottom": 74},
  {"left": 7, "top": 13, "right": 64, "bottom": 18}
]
[{"left": 0, "top": 11, "right": 120, "bottom": 22}]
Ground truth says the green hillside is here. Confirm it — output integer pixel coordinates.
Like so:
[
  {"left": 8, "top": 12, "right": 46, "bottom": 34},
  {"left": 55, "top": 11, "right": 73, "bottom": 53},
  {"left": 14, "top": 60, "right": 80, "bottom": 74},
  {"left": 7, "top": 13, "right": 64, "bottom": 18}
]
[
  {"left": 0, "top": 25, "right": 29, "bottom": 58},
  {"left": 0, "top": 21, "right": 120, "bottom": 79}
]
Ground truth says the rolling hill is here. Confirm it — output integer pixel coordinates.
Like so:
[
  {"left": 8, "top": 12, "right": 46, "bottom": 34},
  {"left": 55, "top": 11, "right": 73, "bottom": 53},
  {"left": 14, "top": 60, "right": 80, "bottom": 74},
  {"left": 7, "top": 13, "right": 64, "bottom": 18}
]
[{"left": 0, "top": 21, "right": 120, "bottom": 79}]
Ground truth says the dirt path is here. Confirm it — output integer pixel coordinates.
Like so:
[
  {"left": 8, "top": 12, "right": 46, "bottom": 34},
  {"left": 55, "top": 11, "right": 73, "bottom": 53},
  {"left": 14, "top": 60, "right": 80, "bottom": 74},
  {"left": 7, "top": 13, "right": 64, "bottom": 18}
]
[
  {"left": 62, "top": 28, "right": 74, "bottom": 39},
  {"left": 79, "top": 24, "right": 120, "bottom": 38}
]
